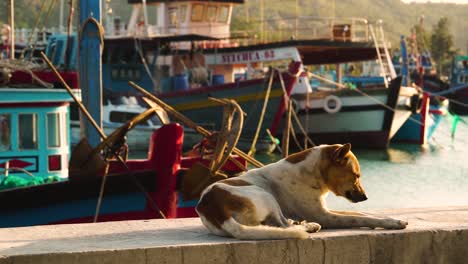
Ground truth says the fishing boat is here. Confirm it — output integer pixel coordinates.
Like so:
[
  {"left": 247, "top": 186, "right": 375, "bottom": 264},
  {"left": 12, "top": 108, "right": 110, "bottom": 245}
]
[
  {"left": 0, "top": 87, "right": 80, "bottom": 187},
  {"left": 29, "top": 0, "right": 427, "bottom": 150},
  {"left": 447, "top": 55, "right": 468, "bottom": 116},
  {"left": 0, "top": 120, "right": 245, "bottom": 227},
  {"left": 290, "top": 77, "right": 422, "bottom": 148},
  {"left": 98, "top": 0, "right": 303, "bottom": 153},
  {"left": 0, "top": 0, "right": 249, "bottom": 228},
  {"left": 112, "top": 0, "right": 430, "bottom": 149},
  {"left": 392, "top": 36, "right": 448, "bottom": 144},
  {"left": 0, "top": 67, "right": 246, "bottom": 227}
]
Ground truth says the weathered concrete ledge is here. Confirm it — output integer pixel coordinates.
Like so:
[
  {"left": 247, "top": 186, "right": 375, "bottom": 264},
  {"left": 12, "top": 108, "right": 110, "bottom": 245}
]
[{"left": 1, "top": 207, "right": 468, "bottom": 264}]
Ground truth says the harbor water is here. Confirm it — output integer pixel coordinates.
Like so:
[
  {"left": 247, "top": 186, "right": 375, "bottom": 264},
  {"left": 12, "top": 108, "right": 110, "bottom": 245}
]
[
  {"left": 257, "top": 116, "right": 468, "bottom": 211},
  {"left": 131, "top": 115, "right": 468, "bottom": 212}
]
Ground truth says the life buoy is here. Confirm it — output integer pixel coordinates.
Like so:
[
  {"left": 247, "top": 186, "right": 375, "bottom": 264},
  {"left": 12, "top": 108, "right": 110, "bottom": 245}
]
[
  {"left": 410, "top": 93, "right": 423, "bottom": 114},
  {"left": 323, "top": 95, "right": 342, "bottom": 114}
]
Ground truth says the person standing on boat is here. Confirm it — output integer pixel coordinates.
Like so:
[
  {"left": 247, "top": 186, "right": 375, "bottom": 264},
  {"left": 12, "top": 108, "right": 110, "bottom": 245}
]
[{"left": 0, "top": 25, "right": 11, "bottom": 59}]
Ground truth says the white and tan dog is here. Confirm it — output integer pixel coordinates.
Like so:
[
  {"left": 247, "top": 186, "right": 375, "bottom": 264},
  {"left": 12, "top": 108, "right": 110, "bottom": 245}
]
[{"left": 196, "top": 143, "right": 408, "bottom": 240}]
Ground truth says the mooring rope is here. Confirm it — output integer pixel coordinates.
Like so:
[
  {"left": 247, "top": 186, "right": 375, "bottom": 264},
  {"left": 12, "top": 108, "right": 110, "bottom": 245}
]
[
  {"left": 248, "top": 68, "right": 274, "bottom": 156},
  {"left": 277, "top": 68, "right": 316, "bottom": 147},
  {"left": 281, "top": 100, "right": 292, "bottom": 157}
]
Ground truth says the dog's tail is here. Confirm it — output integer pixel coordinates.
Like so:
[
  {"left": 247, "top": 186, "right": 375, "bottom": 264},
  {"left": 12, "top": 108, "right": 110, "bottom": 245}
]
[{"left": 221, "top": 218, "right": 308, "bottom": 240}]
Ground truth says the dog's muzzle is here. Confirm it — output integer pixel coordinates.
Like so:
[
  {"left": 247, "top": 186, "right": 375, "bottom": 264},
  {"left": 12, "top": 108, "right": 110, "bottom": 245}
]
[{"left": 345, "top": 191, "right": 368, "bottom": 203}]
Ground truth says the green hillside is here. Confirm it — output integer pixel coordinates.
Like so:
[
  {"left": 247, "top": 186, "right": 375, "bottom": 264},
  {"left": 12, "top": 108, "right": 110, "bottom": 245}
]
[
  {"left": 1, "top": 0, "right": 466, "bottom": 53},
  {"left": 233, "top": 0, "right": 467, "bottom": 52}
]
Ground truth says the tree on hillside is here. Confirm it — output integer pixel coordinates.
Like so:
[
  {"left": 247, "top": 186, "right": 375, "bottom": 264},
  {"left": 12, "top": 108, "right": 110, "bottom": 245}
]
[
  {"left": 412, "top": 15, "right": 431, "bottom": 53},
  {"left": 430, "top": 17, "right": 458, "bottom": 76}
]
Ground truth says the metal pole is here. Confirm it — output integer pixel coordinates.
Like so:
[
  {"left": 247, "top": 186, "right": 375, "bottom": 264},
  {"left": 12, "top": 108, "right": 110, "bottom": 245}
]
[
  {"left": 59, "top": 0, "right": 64, "bottom": 33},
  {"left": 79, "top": 0, "right": 103, "bottom": 148},
  {"left": 260, "top": 0, "right": 264, "bottom": 42},
  {"left": 142, "top": 0, "right": 149, "bottom": 35},
  {"left": 295, "top": 0, "right": 298, "bottom": 38},
  {"left": 10, "top": 0, "right": 15, "bottom": 59}
]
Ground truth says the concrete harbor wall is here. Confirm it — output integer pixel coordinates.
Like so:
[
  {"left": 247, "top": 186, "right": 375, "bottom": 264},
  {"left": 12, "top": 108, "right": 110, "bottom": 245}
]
[{"left": 1, "top": 207, "right": 468, "bottom": 264}]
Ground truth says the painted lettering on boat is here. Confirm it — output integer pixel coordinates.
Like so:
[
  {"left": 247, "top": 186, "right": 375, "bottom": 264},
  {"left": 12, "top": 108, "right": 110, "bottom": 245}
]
[{"left": 221, "top": 50, "right": 276, "bottom": 64}]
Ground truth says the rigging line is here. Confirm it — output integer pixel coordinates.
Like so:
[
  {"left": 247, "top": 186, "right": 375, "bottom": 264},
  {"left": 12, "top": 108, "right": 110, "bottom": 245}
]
[
  {"left": 236, "top": 69, "right": 271, "bottom": 127},
  {"left": 29, "top": 0, "right": 58, "bottom": 61},
  {"left": 309, "top": 72, "right": 426, "bottom": 126},
  {"left": 424, "top": 91, "right": 468, "bottom": 108},
  {"left": 19, "top": 0, "right": 49, "bottom": 60},
  {"left": 64, "top": 0, "right": 75, "bottom": 70},
  {"left": 289, "top": 122, "right": 304, "bottom": 151},
  {"left": 349, "top": 86, "right": 425, "bottom": 127},
  {"left": 41, "top": 49, "right": 167, "bottom": 222},
  {"left": 248, "top": 68, "right": 274, "bottom": 156},
  {"left": 134, "top": 38, "right": 157, "bottom": 89},
  {"left": 276, "top": 68, "right": 316, "bottom": 147}
]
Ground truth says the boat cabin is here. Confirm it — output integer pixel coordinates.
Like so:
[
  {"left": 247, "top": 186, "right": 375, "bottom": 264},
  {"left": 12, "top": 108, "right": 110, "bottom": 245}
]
[
  {"left": 124, "top": 0, "right": 243, "bottom": 42},
  {"left": 451, "top": 55, "right": 468, "bottom": 86},
  {"left": 0, "top": 88, "right": 79, "bottom": 181}
]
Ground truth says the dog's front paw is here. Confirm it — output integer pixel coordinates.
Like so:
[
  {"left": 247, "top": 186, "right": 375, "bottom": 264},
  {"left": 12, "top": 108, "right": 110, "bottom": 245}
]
[
  {"left": 302, "top": 222, "right": 321, "bottom": 233},
  {"left": 384, "top": 218, "right": 408, "bottom": 230}
]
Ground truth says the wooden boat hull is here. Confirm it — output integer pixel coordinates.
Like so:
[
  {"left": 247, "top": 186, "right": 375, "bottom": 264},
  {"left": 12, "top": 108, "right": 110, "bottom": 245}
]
[
  {"left": 448, "top": 85, "right": 468, "bottom": 116},
  {"left": 0, "top": 124, "right": 245, "bottom": 228},
  {"left": 287, "top": 77, "right": 421, "bottom": 149},
  {"left": 159, "top": 68, "right": 300, "bottom": 152}
]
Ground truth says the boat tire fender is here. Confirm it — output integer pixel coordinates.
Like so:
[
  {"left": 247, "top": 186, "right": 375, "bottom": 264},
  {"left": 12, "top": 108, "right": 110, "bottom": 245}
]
[{"left": 323, "top": 95, "right": 342, "bottom": 114}]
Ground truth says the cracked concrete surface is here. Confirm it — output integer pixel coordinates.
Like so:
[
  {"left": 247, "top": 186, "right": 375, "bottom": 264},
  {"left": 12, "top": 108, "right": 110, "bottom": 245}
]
[{"left": 1, "top": 207, "right": 468, "bottom": 264}]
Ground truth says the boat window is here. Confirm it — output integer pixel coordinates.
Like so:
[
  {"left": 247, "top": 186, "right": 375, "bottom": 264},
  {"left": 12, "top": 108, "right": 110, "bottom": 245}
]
[
  {"left": 18, "top": 113, "right": 38, "bottom": 150},
  {"left": 111, "top": 68, "right": 119, "bottom": 79},
  {"left": 0, "top": 114, "right": 11, "bottom": 151},
  {"left": 47, "top": 113, "right": 61, "bottom": 148},
  {"left": 111, "top": 66, "right": 142, "bottom": 81},
  {"left": 180, "top": 5, "right": 187, "bottom": 23},
  {"left": 459, "top": 74, "right": 468, "bottom": 84},
  {"left": 168, "top": 7, "right": 179, "bottom": 27},
  {"left": 62, "top": 112, "right": 68, "bottom": 147},
  {"left": 217, "top": 6, "right": 229, "bottom": 23},
  {"left": 70, "top": 103, "right": 80, "bottom": 121},
  {"left": 206, "top": 6, "right": 217, "bottom": 22},
  {"left": 191, "top": 4, "right": 204, "bottom": 22}
]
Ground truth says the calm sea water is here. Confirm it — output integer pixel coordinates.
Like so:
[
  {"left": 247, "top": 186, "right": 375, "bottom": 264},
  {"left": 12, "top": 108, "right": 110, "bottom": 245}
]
[
  {"left": 131, "top": 115, "right": 468, "bottom": 211},
  {"left": 257, "top": 116, "right": 468, "bottom": 211}
]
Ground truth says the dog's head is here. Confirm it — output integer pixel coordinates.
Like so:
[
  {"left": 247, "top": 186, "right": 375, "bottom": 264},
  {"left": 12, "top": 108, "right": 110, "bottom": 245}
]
[{"left": 320, "top": 143, "right": 367, "bottom": 203}]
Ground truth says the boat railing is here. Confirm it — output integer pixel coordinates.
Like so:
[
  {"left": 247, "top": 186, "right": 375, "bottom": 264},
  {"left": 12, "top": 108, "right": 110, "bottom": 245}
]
[
  {"left": 105, "top": 16, "right": 369, "bottom": 43},
  {"left": 13, "top": 27, "right": 69, "bottom": 47},
  {"left": 11, "top": 16, "right": 370, "bottom": 50},
  {"left": 228, "top": 16, "right": 370, "bottom": 45}
]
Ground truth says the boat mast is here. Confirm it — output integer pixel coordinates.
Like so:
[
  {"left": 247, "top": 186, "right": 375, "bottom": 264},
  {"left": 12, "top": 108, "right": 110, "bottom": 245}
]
[
  {"left": 59, "top": 0, "right": 64, "bottom": 33},
  {"left": 9, "top": 0, "right": 14, "bottom": 59},
  {"left": 79, "top": 0, "right": 103, "bottom": 147}
]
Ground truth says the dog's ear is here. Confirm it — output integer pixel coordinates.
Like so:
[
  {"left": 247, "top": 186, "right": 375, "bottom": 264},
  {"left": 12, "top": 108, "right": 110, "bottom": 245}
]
[{"left": 332, "top": 143, "right": 351, "bottom": 163}]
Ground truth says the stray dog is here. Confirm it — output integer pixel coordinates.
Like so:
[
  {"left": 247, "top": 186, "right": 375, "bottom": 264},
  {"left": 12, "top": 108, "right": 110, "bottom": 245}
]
[{"left": 196, "top": 143, "right": 408, "bottom": 240}]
